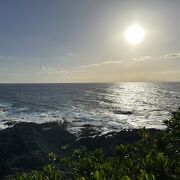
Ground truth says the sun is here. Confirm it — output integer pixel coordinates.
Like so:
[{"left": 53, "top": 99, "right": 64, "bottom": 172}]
[{"left": 125, "top": 25, "right": 145, "bottom": 45}]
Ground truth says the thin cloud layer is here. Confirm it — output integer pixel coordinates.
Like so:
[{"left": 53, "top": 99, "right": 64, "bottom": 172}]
[
  {"left": 67, "top": 53, "right": 77, "bottom": 57},
  {"left": 38, "top": 66, "right": 58, "bottom": 75},
  {"left": 162, "top": 52, "right": 180, "bottom": 59},
  {"left": 133, "top": 56, "right": 152, "bottom": 62},
  {"left": 80, "top": 64, "right": 99, "bottom": 68},
  {"left": 104, "top": 60, "right": 123, "bottom": 64},
  {"left": 0, "top": 56, "right": 14, "bottom": 60},
  {"left": 79, "top": 61, "right": 123, "bottom": 69},
  {"left": 37, "top": 66, "right": 69, "bottom": 76}
]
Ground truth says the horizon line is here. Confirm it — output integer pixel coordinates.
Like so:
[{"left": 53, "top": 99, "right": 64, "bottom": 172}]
[{"left": 0, "top": 81, "right": 180, "bottom": 84}]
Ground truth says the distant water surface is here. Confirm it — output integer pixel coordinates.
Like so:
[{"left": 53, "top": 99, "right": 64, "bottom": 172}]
[{"left": 0, "top": 83, "right": 180, "bottom": 134}]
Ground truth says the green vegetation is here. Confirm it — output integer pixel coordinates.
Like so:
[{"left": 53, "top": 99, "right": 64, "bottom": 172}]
[{"left": 16, "top": 108, "right": 180, "bottom": 180}]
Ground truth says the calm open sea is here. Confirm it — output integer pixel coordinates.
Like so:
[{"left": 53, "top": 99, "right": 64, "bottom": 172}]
[{"left": 0, "top": 83, "right": 180, "bottom": 134}]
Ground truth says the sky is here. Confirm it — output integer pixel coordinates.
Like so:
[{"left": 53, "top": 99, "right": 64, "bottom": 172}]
[{"left": 0, "top": 0, "right": 180, "bottom": 83}]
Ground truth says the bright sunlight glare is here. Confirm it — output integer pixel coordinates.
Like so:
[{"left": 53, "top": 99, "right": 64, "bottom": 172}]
[{"left": 125, "top": 25, "right": 145, "bottom": 45}]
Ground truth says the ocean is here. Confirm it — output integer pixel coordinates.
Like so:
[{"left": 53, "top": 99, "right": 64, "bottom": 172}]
[{"left": 0, "top": 82, "right": 180, "bottom": 134}]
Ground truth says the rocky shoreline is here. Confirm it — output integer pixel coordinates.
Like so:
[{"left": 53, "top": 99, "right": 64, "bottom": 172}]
[{"left": 0, "top": 121, "right": 160, "bottom": 178}]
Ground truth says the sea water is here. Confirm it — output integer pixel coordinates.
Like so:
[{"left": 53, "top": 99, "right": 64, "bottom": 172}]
[{"left": 0, "top": 82, "right": 180, "bottom": 134}]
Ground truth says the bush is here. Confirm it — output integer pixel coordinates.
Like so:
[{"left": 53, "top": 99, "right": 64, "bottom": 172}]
[{"left": 16, "top": 108, "right": 180, "bottom": 180}]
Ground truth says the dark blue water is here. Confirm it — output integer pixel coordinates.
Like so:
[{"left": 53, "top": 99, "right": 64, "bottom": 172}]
[{"left": 0, "top": 83, "right": 180, "bottom": 134}]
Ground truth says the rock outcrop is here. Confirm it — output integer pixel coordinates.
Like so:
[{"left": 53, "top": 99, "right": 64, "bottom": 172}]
[
  {"left": 0, "top": 122, "right": 76, "bottom": 177},
  {"left": 0, "top": 121, "right": 159, "bottom": 178}
]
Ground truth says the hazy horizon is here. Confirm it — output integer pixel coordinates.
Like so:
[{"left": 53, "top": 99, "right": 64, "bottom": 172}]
[
  {"left": 0, "top": 0, "right": 180, "bottom": 83},
  {"left": 0, "top": 81, "right": 180, "bottom": 85}
]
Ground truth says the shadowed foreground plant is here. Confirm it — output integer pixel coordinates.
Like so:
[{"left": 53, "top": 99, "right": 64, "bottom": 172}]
[
  {"left": 16, "top": 165, "right": 61, "bottom": 180},
  {"left": 15, "top": 108, "right": 180, "bottom": 180},
  {"left": 143, "top": 153, "right": 169, "bottom": 179}
]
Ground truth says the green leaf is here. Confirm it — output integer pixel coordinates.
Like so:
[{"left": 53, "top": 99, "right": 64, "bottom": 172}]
[{"left": 120, "top": 175, "right": 131, "bottom": 180}]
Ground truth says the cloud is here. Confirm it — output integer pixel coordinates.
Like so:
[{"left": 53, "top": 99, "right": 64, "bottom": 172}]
[
  {"left": 80, "top": 64, "right": 99, "bottom": 68},
  {"left": 67, "top": 53, "right": 77, "bottom": 57},
  {"left": 37, "top": 66, "right": 69, "bottom": 76},
  {"left": 104, "top": 60, "right": 123, "bottom": 64},
  {"left": 78, "top": 61, "right": 123, "bottom": 69},
  {"left": 0, "top": 56, "right": 14, "bottom": 60},
  {"left": 71, "top": 70, "right": 86, "bottom": 73},
  {"left": 133, "top": 56, "right": 152, "bottom": 61},
  {"left": 132, "top": 52, "right": 180, "bottom": 62},
  {"left": 162, "top": 52, "right": 180, "bottom": 59},
  {"left": 38, "top": 66, "right": 58, "bottom": 75},
  {"left": 55, "top": 52, "right": 78, "bottom": 60}
]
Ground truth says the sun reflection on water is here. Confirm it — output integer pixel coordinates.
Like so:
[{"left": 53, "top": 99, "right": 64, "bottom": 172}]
[{"left": 102, "top": 82, "right": 178, "bottom": 129}]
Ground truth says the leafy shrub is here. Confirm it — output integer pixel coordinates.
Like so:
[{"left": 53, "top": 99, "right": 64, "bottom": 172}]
[{"left": 16, "top": 108, "right": 180, "bottom": 180}]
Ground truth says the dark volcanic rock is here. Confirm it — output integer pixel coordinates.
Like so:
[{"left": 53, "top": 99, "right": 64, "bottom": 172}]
[
  {"left": 113, "top": 110, "right": 133, "bottom": 115},
  {"left": 0, "top": 121, "right": 76, "bottom": 177},
  {"left": 63, "top": 128, "right": 160, "bottom": 157},
  {"left": 79, "top": 124, "right": 102, "bottom": 137},
  {"left": 0, "top": 121, "right": 160, "bottom": 178},
  {"left": 66, "top": 129, "right": 141, "bottom": 155}
]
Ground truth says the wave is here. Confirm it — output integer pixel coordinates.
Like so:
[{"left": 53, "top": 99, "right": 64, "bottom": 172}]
[{"left": 0, "top": 83, "right": 179, "bottom": 133}]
